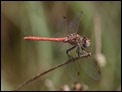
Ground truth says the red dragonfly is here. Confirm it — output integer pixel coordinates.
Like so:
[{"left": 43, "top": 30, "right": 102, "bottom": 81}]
[
  {"left": 24, "top": 12, "right": 100, "bottom": 80},
  {"left": 24, "top": 12, "right": 90, "bottom": 58}
]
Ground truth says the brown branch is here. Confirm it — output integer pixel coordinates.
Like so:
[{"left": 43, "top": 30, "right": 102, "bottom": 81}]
[{"left": 13, "top": 52, "right": 91, "bottom": 91}]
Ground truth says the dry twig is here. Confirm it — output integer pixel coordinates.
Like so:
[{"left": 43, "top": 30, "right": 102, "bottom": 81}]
[{"left": 13, "top": 52, "right": 91, "bottom": 91}]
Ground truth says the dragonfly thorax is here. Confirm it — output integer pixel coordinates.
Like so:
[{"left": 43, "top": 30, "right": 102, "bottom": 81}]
[{"left": 66, "top": 33, "right": 90, "bottom": 49}]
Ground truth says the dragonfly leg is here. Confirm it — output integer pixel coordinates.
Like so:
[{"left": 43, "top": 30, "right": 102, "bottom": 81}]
[
  {"left": 66, "top": 45, "right": 77, "bottom": 59},
  {"left": 76, "top": 47, "right": 90, "bottom": 58},
  {"left": 76, "top": 47, "right": 87, "bottom": 57},
  {"left": 76, "top": 47, "right": 80, "bottom": 57},
  {"left": 66, "top": 45, "right": 80, "bottom": 81}
]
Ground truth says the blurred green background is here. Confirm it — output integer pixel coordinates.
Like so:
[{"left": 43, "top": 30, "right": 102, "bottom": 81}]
[{"left": 1, "top": 1, "right": 121, "bottom": 91}]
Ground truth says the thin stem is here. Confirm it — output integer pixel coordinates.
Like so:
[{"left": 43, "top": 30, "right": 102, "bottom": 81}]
[
  {"left": 94, "top": 14, "right": 101, "bottom": 54},
  {"left": 13, "top": 52, "right": 91, "bottom": 91}
]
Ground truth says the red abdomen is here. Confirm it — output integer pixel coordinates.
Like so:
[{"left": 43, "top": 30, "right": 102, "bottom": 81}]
[{"left": 24, "top": 36, "right": 67, "bottom": 42}]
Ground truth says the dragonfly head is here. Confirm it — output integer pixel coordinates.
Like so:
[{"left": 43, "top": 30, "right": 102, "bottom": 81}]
[{"left": 82, "top": 37, "right": 91, "bottom": 49}]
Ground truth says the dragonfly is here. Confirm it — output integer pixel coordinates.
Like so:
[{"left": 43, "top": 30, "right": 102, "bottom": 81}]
[
  {"left": 24, "top": 12, "right": 100, "bottom": 80},
  {"left": 24, "top": 12, "right": 90, "bottom": 58}
]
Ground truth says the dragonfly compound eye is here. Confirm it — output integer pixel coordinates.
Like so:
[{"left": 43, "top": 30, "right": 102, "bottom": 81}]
[{"left": 82, "top": 37, "right": 91, "bottom": 48}]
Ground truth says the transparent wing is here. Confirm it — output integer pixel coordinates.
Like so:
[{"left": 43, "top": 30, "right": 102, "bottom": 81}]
[
  {"left": 67, "top": 12, "right": 83, "bottom": 34},
  {"left": 79, "top": 57, "right": 100, "bottom": 80},
  {"left": 64, "top": 47, "right": 82, "bottom": 83},
  {"left": 56, "top": 12, "right": 83, "bottom": 37},
  {"left": 54, "top": 16, "right": 68, "bottom": 52},
  {"left": 66, "top": 60, "right": 80, "bottom": 82},
  {"left": 56, "top": 16, "right": 69, "bottom": 37}
]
